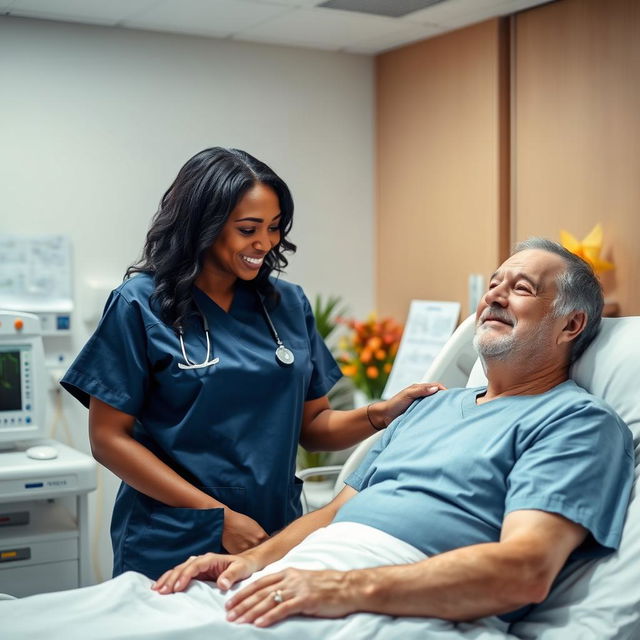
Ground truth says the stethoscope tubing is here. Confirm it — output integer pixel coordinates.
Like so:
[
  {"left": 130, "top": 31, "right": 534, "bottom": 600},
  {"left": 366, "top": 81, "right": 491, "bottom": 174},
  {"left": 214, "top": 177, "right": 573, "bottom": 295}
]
[{"left": 175, "top": 291, "right": 293, "bottom": 370}]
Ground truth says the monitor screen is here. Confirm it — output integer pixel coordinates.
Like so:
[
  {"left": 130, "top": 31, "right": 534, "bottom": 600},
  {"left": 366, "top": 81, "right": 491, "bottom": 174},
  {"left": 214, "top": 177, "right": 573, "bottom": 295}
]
[
  {"left": 0, "top": 349, "right": 22, "bottom": 412},
  {"left": 0, "top": 342, "right": 38, "bottom": 440},
  {"left": 0, "top": 313, "right": 45, "bottom": 443}
]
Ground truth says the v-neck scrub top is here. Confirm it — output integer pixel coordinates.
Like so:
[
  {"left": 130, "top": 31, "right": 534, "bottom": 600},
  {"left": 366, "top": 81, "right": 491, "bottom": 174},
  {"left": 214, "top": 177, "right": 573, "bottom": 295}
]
[{"left": 61, "top": 273, "right": 341, "bottom": 579}]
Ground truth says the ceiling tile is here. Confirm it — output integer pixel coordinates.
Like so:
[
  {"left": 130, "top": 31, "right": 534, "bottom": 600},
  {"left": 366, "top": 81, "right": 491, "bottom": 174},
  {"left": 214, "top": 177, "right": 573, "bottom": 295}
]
[
  {"left": 405, "top": 0, "right": 508, "bottom": 25},
  {"left": 232, "top": 33, "right": 339, "bottom": 51},
  {"left": 7, "top": 0, "right": 160, "bottom": 23},
  {"left": 345, "top": 21, "right": 441, "bottom": 54},
  {"left": 234, "top": 6, "right": 403, "bottom": 50},
  {"left": 435, "top": 0, "right": 537, "bottom": 29},
  {"left": 122, "top": 0, "right": 289, "bottom": 37},
  {"left": 497, "top": 0, "right": 554, "bottom": 13},
  {"left": 250, "top": 0, "right": 324, "bottom": 6}
]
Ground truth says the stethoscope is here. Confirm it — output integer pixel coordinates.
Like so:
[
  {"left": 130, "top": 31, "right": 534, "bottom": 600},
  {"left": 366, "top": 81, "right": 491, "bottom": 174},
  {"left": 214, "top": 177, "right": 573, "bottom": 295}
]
[{"left": 176, "top": 293, "right": 295, "bottom": 370}]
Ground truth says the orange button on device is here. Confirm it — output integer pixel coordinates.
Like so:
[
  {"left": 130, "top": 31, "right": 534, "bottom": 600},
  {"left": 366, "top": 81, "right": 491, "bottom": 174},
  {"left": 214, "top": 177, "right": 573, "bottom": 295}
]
[{"left": 14, "top": 318, "right": 24, "bottom": 331}]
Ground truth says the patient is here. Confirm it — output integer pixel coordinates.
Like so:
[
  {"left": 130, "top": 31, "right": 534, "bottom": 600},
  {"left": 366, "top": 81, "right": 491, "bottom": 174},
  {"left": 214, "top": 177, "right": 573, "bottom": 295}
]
[{"left": 1, "top": 239, "right": 634, "bottom": 639}]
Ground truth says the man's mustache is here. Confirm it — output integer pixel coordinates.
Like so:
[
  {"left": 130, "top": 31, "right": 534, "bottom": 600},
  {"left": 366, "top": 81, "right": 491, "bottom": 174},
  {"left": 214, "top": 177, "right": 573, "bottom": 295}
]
[{"left": 478, "top": 306, "right": 515, "bottom": 327}]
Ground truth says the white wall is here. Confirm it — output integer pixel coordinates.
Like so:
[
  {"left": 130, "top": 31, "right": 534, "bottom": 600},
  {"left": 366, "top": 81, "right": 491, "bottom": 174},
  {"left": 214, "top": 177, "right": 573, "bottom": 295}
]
[{"left": 0, "top": 16, "right": 374, "bottom": 582}]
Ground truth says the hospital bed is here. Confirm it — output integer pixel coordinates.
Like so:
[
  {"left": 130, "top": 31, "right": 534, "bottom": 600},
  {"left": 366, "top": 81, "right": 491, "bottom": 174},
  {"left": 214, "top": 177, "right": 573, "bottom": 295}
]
[
  {"left": 2, "top": 315, "right": 639, "bottom": 640},
  {"left": 326, "top": 314, "right": 640, "bottom": 639}
]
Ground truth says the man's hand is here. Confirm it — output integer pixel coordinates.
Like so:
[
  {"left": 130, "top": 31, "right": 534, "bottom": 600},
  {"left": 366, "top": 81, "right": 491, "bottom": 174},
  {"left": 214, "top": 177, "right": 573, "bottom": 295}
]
[
  {"left": 152, "top": 552, "right": 258, "bottom": 594},
  {"left": 370, "top": 382, "right": 445, "bottom": 429},
  {"left": 225, "top": 568, "right": 357, "bottom": 627},
  {"left": 222, "top": 510, "right": 269, "bottom": 553}
]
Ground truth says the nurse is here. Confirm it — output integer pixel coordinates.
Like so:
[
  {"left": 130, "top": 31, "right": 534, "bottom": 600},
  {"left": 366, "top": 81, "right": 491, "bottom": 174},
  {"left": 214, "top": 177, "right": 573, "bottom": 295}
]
[{"left": 61, "top": 147, "right": 441, "bottom": 580}]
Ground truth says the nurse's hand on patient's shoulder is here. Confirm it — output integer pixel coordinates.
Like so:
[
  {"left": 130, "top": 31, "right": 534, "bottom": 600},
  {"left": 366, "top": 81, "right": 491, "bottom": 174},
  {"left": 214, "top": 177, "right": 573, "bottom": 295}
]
[
  {"left": 152, "top": 553, "right": 258, "bottom": 594},
  {"left": 369, "top": 382, "right": 445, "bottom": 429},
  {"left": 222, "top": 510, "right": 269, "bottom": 554}
]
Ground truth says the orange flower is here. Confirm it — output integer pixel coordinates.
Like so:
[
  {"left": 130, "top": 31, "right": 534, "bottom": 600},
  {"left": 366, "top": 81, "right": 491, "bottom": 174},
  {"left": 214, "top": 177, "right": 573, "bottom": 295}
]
[
  {"left": 341, "top": 364, "right": 358, "bottom": 377},
  {"left": 383, "top": 362, "right": 392, "bottom": 374},
  {"left": 367, "top": 336, "right": 382, "bottom": 351},
  {"left": 366, "top": 366, "right": 379, "bottom": 379},
  {"left": 360, "top": 349, "right": 372, "bottom": 364},
  {"left": 375, "top": 349, "right": 386, "bottom": 360}
]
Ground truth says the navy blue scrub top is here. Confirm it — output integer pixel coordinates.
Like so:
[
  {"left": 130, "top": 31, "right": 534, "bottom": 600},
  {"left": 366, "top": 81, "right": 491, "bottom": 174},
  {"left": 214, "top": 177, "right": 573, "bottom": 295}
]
[{"left": 61, "top": 273, "right": 341, "bottom": 580}]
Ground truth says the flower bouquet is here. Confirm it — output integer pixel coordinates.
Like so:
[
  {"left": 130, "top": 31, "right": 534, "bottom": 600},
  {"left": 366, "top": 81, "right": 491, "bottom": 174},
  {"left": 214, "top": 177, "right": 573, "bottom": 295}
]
[{"left": 337, "top": 313, "right": 403, "bottom": 400}]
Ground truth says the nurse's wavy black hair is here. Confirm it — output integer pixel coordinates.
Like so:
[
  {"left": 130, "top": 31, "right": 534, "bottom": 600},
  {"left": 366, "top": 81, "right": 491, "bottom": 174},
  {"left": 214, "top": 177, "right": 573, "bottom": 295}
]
[{"left": 125, "top": 147, "right": 296, "bottom": 328}]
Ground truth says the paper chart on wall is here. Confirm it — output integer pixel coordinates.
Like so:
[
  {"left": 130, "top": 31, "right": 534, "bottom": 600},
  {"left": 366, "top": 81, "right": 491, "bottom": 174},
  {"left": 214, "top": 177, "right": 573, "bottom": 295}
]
[
  {"left": 382, "top": 300, "right": 461, "bottom": 399},
  {"left": 0, "top": 234, "right": 73, "bottom": 312}
]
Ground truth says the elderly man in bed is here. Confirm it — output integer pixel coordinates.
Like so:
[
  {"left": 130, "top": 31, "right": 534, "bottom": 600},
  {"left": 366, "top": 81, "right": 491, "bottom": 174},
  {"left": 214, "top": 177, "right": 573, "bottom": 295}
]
[
  {"left": 2, "top": 238, "right": 633, "bottom": 638},
  {"left": 151, "top": 238, "right": 633, "bottom": 629}
]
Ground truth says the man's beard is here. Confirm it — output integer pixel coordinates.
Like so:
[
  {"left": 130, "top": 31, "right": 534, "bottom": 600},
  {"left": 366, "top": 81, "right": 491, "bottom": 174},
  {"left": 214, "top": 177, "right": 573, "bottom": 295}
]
[
  {"left": 473, "top": 329, "right": 515, "bottom": 360},
  {"left": 473, "top": 307, "right": 552, "bottom": 362}
]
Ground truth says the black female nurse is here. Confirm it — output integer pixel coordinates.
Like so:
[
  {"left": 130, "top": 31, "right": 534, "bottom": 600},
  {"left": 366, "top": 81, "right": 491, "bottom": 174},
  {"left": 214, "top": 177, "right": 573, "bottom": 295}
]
[{"left": 61, "top": 147, "right": 442, "bottom": 579}]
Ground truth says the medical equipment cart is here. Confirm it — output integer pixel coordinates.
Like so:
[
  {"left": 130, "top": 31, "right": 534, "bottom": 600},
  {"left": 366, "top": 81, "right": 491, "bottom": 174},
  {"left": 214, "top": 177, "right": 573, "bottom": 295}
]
[{"left": 0, "top": 310, "right": 97, "bottom": 597}]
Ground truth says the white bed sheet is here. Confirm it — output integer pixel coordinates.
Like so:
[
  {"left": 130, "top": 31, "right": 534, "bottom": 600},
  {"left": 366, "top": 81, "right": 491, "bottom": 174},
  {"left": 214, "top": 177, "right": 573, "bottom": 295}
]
[{"left": 0, "top": 522, "right": 515, "bottom": 640}]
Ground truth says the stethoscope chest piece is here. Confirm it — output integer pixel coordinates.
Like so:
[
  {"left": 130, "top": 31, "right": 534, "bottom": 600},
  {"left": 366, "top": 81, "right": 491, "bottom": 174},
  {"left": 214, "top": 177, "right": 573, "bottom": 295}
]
[
  {"left": 275, "top": 344, "right": 295, "bottom": 366},
  {"left": 258, "top": 292, "right": 295, "bottom": 367}
]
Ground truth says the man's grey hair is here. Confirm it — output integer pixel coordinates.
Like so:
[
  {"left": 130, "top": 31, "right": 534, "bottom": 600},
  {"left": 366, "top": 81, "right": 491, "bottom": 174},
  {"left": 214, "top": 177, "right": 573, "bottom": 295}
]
[{"left": 513, "top": 237, "right": 604, "bottom": 363}]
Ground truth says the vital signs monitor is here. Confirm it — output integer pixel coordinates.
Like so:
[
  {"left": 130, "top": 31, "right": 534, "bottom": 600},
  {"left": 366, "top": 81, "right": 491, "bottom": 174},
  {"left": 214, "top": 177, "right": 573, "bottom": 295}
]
[{"left": 0, "top": 310, "right": 46, "bottom": 445}]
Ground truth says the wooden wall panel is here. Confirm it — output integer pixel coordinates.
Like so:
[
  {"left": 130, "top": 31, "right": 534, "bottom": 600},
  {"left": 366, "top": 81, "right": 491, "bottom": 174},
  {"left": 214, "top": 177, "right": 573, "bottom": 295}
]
[
  {"left": 514, "top": 0, "right": 640, "bottom": 314},
  {"left": 376, "top": 20, "right": 508, "bottom": 322}
]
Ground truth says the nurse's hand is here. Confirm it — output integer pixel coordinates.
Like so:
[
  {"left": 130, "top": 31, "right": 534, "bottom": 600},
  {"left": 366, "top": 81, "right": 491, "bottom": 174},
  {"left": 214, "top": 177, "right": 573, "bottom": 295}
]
[
  {"left": 223, "top": 510, "right": 269, "bottom": 554},
  {"left": 368, "top": 382, "right": 445, "bottom": 429},
  {"left": 152, "top": 552, "right": 258, "bottom": 594}
]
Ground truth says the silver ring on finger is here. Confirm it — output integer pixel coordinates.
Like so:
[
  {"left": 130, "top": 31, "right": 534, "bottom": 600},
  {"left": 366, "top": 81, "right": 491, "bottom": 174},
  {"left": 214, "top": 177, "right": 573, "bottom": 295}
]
[{"left": 272, "top": 589, "right": 284, "bottom": 604}]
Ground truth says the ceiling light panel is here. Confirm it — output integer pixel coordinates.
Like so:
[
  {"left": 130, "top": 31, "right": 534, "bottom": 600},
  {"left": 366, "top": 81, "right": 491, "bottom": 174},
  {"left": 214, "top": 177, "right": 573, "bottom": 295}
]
[{"left": 318, "top": 0, "right": 446, "bottom": 19}]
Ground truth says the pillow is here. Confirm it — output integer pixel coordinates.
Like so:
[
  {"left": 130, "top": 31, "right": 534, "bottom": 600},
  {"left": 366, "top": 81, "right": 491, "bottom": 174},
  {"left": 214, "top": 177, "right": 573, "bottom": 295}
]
[{"left": 467, "top": 358, "right": 487, "bottom": 387}]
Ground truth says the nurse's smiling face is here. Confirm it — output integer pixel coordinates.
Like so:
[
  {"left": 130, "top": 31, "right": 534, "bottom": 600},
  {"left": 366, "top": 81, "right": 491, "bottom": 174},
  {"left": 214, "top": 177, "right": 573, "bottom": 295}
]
[{"left": 206, "top": 182, "right": 282, "bottom": 284}]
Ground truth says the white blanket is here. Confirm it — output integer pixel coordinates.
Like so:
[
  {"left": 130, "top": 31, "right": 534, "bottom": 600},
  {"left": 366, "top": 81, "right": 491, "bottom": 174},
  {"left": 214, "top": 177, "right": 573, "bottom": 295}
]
[{"left": 0, "top": 523, "right": 516, "bottom": 640}]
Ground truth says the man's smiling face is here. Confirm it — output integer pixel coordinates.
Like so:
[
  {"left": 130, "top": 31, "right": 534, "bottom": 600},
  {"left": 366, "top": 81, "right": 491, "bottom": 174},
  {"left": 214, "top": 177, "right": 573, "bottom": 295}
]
[{"left": 473, "top": 249, "right": 567, "bottom": 361}]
